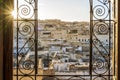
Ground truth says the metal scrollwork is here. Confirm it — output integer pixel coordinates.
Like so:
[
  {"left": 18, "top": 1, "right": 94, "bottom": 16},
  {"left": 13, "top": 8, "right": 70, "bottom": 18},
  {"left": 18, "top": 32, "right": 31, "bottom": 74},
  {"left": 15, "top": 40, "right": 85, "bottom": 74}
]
[
  {"left": 68, "top": 76, "right": 85, "bottom": 80},
  {"left": 14, "top": 0, "right": 114, "bottom": 80},
  {"left": 93, "top": 59, "right": 108, "bottom": 74},
  {"left": 18, "top": 5, "right": 34, "bottom": 19},
  {"left": 93, "top": 5, "right": 109, "bottom": 19},
  {"left": 42, "top": 76, "right": 60, "bottom": 80},
  {"left": 18, "top": 21, "right": 34, "bottom": 36},
  {"left": 19, "top": 60, "right": 35, "bottom": 74},
  {"left": 19, "top": 76, "right": 34, "bottom": 80},
  {"left": 25, "top": 0, "right": 35, "bottom": 4},
  {"left": 15, "top": 0, "right": 37, "bottom": 80},
  {"left": 92, "top": 0, "right": 112, "bottom": 79},
  {"left": 93, "top": 76, "right": 106, "bottom": 80},
  {"left": 94, "top": 22, "right": 109, "bottom": 34},
  {"left": 98, "top": 0, "right": 109, "bottom": 4}
]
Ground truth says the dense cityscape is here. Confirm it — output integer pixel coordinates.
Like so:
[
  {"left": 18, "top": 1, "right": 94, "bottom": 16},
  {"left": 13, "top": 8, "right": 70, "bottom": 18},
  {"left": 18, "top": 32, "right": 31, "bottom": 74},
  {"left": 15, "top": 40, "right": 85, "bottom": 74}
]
[{"left": 13, "top": 19, "right": 113, "bottom": 80}]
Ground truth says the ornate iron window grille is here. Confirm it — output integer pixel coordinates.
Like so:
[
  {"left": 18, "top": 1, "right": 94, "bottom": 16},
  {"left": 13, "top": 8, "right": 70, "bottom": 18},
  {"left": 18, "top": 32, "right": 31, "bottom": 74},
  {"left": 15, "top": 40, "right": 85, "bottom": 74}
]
[{"left": 13, "top": 0, "right": 116, "bottom": 80}]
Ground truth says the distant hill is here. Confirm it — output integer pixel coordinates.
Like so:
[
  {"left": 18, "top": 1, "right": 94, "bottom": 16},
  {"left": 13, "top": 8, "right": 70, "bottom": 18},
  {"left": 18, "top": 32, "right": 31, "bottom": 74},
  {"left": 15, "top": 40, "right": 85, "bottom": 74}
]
[{"left": 38, "top": 19, "right": 89, "bottom": 27}]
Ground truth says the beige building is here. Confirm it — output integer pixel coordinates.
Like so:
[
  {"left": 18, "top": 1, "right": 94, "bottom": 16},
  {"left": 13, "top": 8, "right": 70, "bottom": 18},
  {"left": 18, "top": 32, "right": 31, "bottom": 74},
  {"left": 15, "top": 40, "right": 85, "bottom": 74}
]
[{"left": 51, "top": 29, "right": 67, "bottom": 40}]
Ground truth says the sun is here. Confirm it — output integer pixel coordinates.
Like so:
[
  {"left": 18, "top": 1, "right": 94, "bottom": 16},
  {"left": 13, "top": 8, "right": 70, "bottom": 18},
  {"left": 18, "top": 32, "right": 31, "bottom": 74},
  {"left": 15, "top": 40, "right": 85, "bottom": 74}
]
[{"left": 11, "top": 10, "right": 17, "bottom": 18}]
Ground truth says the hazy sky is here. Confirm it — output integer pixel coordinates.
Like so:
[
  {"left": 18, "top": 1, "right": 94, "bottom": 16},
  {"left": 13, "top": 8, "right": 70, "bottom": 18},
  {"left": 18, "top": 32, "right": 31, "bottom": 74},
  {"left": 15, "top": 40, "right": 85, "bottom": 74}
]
[
  {"left": 38, "top": 0, "right": 90, "bottom": 22},
  {"left": 14, "top": 0, "right": 114, "bottom": 21},
  {"left": 14, "top": 0, "right": 90, "bottom": 21}
]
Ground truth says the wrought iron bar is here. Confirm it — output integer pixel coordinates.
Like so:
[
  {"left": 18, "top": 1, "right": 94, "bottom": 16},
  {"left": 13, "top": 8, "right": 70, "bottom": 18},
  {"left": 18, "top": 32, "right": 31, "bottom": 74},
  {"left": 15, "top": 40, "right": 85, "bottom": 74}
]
[
  {"left": 113, "top": 0, "right": 116, "bottom": 76},
  {"left": 90, "top": 0, "right": 93, "bottom": 80},
  {"left": 108, "top": 0, "right": 111, "bottom": 80},
  {"left": 34, "top": 0, "right": 38, "bottom": 79},
  {"left": 14, "top": 74, "right": 114, "bottom": 76},
  {"left": 16, "top": 0, "right": 19, "bottom": 80}
]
